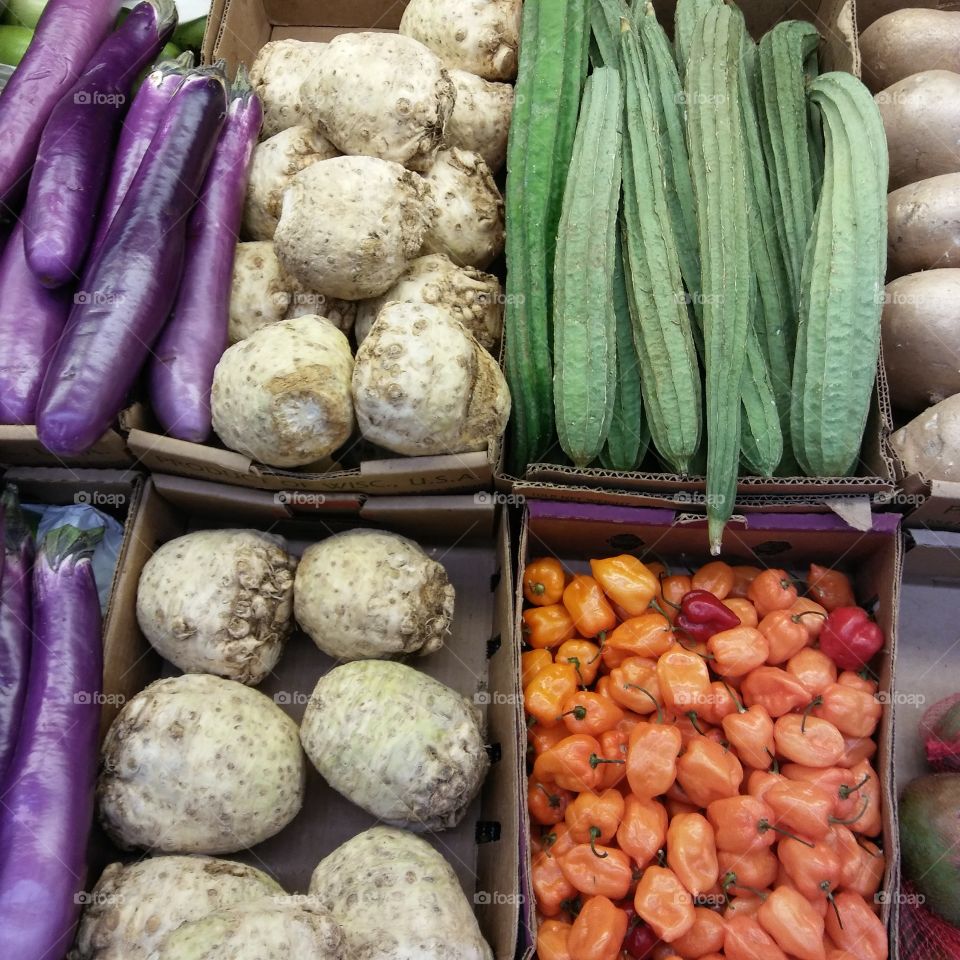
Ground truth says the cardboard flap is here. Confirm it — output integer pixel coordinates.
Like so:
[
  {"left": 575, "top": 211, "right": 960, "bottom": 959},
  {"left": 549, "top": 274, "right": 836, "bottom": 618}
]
[{"left": 0, "top": 425, "right": 132, "bottom": 468}]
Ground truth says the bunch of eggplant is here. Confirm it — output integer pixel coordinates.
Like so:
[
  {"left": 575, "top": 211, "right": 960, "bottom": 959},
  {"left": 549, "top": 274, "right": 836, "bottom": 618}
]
[
  {"left": 0, "top": 0, "right": 262, "bottom": 455},
  {"left": 0, "top": 486, "right": 105, "bottom": 958}
]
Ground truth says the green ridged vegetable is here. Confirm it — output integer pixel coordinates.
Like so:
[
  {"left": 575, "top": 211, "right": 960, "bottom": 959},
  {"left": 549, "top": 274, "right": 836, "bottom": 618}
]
[
  {"left": 600, "top": 232, "right": 648, "bottom": 472},
  {"left": 756, "top": 21, "right": 821, "bottom": 298},
  {"left": 791, "top": 72, "right": 888, "bottom": 476},
  {"left": 620, "top": 23, "right": 702, "bottom": 475},
  {"left": 553, "top": 67, "right": 623, "bottom": 466},
  {"left": 674, "top": 0, "right": 721, "bottom": 80},
  {"left": 590, "top": 0, "right": 629, "bottom": 69},
  {"left": 504, "top": 0, "right": 589, "bottom": 473},
  {"left": 686, "top": 4, "right": 752, "bottom": 553}
]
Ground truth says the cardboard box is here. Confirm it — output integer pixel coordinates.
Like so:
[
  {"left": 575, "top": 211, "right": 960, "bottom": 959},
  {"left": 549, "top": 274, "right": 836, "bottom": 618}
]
[
  {"left": 88, "top": 475, "right": 520, "bottom": 960},
  {"left": 0, "top": 425, "right": 134, "bottom": 469},
  {"left": 515, "top": 501, "right": 901, "bottom": 958},
  {"left": 496, "top": 0, "right": 898, "bottom": 510}
]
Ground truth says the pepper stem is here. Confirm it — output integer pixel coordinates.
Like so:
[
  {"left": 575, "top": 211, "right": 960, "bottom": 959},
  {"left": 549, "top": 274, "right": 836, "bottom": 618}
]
[
  {"left": 686, "top": 710, "right": 705, "bottom": 735},
  {"left": 589, "top": 826, "right": 608, "bottom": 858},
  {"left": 588, "top": 753, "right": 625, "bottom": 769},
  {"left": 536, "top": 783, "right": 561, "bottom": 809},
  {"left": 830, "top": 796, "right": 870, "bottom": 827},
  {"left": 800, "top": 695, "right": 823, "bottom": 733},
  {"left": 838, "top": 774, "right": 870, "bottom": 799},
  {"left": 624, "top": 684, "right": 663, "bottom": 724},
  {"left": 757, "top": 818, "right": 814, "bottom": 847},
  {"left": 721, "top": 679, "right": 746, "bottom": 713},
  {"left": 531, "top": 582, "right": 545, "bottom": 596}
]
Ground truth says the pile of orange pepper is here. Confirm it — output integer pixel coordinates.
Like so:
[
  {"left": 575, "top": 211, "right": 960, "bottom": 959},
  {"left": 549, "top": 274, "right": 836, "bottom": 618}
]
[{"left": 522, "top": 554, "right": 888, "bottom": 960}]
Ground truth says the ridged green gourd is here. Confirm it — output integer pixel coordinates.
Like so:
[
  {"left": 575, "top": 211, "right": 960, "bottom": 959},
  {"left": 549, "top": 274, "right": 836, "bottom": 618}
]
[
  {"left": 590, "top": 0, "right": 629, "bottom": 69},
  {"left": 674, "top": 0, "right": 721, "bottom": 80}
]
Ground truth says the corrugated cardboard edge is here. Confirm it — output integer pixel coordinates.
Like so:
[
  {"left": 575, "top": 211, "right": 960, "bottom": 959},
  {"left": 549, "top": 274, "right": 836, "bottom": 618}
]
[{"left": 0, "top": 425, "right": 134, "bottom": 469}]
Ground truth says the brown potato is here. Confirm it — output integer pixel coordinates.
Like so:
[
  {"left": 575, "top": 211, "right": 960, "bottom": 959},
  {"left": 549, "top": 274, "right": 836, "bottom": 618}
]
[
  {"left": 882, "top": 269, "right": 960, "bottom": 412},
  {"left": 891, "top": 392, "right": 960, "bottom": 481},
  {"left": 876, "top": 70, "right": 960, "bottom": 190},
  {"left": 888, "top": 173, "right": 960, "bottom": 276},
  {"left": 861, "top": 9, "right": 960, "bottom": 93}
]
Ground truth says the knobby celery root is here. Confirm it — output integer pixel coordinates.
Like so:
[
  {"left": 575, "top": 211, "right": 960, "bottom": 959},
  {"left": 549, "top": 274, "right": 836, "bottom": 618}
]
[
  {"left": 354, "top": 254, "right": 503, "bottom": 351},
  {"left": 352, "top": 300, "right": 510, "bottom": 456},
  {"left": 242, "top": 125, "right": 339, "bottom": 241},
  {"left": 301, "top": 32, "right": 455, "bottom": 172},
  {"left": 446, "top": 69, "right": 514, "bottom": 173},
  {"left": 274, "top": 156, "right": 436, "bottom": 299},
  {"left": 212, "top": 316, "right": 354, "bottom": 469},
  {"left": 135, "top": 529, "right": 297, "bottom": 686},
  {"left": 294, "top": 529, "right": 454, "bottom": 661},
  {"left": 249, "top": 39, "right": 328, "bottom": 139}
]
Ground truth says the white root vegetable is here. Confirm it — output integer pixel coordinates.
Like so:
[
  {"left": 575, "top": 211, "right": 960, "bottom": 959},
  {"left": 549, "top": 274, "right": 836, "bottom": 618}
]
[
  {"left": 355, "top": 254, "right": 503, "bottom": 351},
  {"left": 294, "top": 529, "right": 453, "bottom": 660},
  {"left": 149, "top": 898, "right": 344, "bottom": 960},
  {"left": 300, "top": 661, "right": 489, "bottom": 830},
  {"left": 274, "top": 156, "right": 436, "bottom": 299},
  {"left": 400, "top": 0, "right": 521, "bottom": 81},
  {"left": 243, "top": 125, "right": 339, "bottom": 241},
  {"left": 309, "top": 827, "right": 493, "bottom": 960},
  {"left": 135, "top": 530, "right": 297, "bottom": 686},
  {"left": 421, "top": 148, "right": 505, "bottom": 269},
  {"left": 98, "top": 674, "right": 306, "bottom": 854},
  {"left": 212, "top": 316, "right": 355, "bottom": 469},
  {"left": 446, "top": 69, "right": 513, "bottom": 174},
  {"left": 249, "top": 40, "right": 328, "bottom": 139},
  {"left": 301, "top": 33, "right": 454, "bottom": 172},
  {"left": 891, "top": 392, "right": 960, "bottom": 481},
  {"left": 285, "top": 284, "right": 357, "bottom": 334},
  {"left": 352, "top": 301, "right": 510, "bottom": 456},
  {"left": 72, "top": 857, "right": 283, "bottom": 960}
]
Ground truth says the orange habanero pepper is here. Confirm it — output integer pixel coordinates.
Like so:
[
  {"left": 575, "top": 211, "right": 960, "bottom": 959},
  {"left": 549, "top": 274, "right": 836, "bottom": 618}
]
[
  {"left": 537, "top": 919, "right": 574, "bottom": 960},
  {"left": 837, "top": 669, "right": 878, "bottom": 694},
  {"left": 843, "top": 837, "right": 885, "bottom": 899},
  {"left": 780, "top": 764, "right": 862, "bottom": 820},
  {"left": 746, "top": 769, "right": 784, "bottom": 800},
  {"left": 559, "top": 844, "right": 633, "bottom": 900},
  {"left": 657, "top": 647, "right": 711, "bottom": 715},
  {"left": 568, "top": 895, "right": 629, "bottom": 960},
  {"left": 765, "top": 779, "right": 837, "bottom": 840},
  {"left": 748, "top": 568, "right": 798, "bottom": 617},
  {"left": 560, "top": 691, "right": 625, "bottom": 736},
  {"left": 533, "top": 850, "right": 577, "bottom": 916},
  {"left": 529, "top": 778, "right": 575, "bottom": 825},
  {"left": 626, "top": 720, "right": 683, "bottom": 799},
  {"left": 590, "top": 555, "right": 660, "bottom": 617},
  {"left": 533, "top": 734, "right": 619, "bottom": 793},
  {"left": 701, "top": 679, "right": 739, "bottom": 724},
  {"left": 778, "top": 836, "right": 842, "bottom": 900},
  {"left": 596, "top": 728, "right": 630, "bottom": 789},
  {"left": 666, "top": 813, "right": 719, "bottom": 897},
  {"left": 564, "top": 576, "right": 617, "bottom": 639},
  {"left": 757, "top": 886, "right": 825, "bottom": 960},
  {"left": 788, "top": 597, "right": 830, "bottom": 639},
  {"left": 839, "top": 735, "right": 877, "bottom": 767},
  {"left": 691, "top": 560, "right": 736, "bottom": 600},
  {"left": 718, "top": 848, "right": 778, "bottom": 896},
  {"left": 634, "top": 867, "right": 695, "bottom": 943},
  {"left": 603, "top": 613, "right": 674, "bottom": 666},
  {"left": 522, "top": 649, "right": 553, "bottom": 687},
  {"left": 811, "top": 682, "right": 881, "bottom": 739},
  {"left": 722, "top": 690, "right": 776, "bottom": 771},
  {"left": 760, "top": 609, "right": 813, "bottom": 664},
  {"left": 773, "top": 715, "right": 845, "bottom": 768},
  {"left": 526, "top": 662, "right": 579, "bottom": 727},
  {"left": 847, "top": 760, "right": 881, "bottom": 836},
  {"left": 786, "top": 648, "right": 838, "bottom": 697},
  {"left": 725, "top": 596, "right": 759, "bottom": 627},
  {"left": 741, "top": 666, "right": 811, "bottom": 717},
  {"left": 524, "top": 604, "right": 576, "bottom": 650},
  {"left": 609, "top": 657, "right": 662, "bottom": 715},
  {"left": 530, "top": 723, "right": 569, "bottom": 757},
  {"left": 724, "top": 896, "right": 766, "bottom": 921},
  {"left": 675, "top": 737, "right": 744, "bottom": 807},
  {"left": 730, "top": 565, "right": 763, "bottom": 599},
  {"left": 668, "top": 907, "right": 725, "bottom": 958},
  {"left": 708, "top": 626, "right": 770, "bottom": 677},
  {"left": 807, "top": 563, "right": 856, "bottom": 612},
  {"left": 660, "top": 574, "right": 693, "bottom": 623},
  {"left": 707, "top": 795, "right": 779, "bottom": 854},
  {"left": 566, "top": 789, "right": 625, "bottom": 847},
  {"left": 724, "top": 914, "right": 789, "bottom": 960},
  {"left": 556, "top": 639, "right": 602, "bottom": 687},
  {"left": 525, "top": 557, "right": 568, "bottom": 606},
  {"left": 616, "top": 795, "right": 668, "bottom": 869},
  {"left": 824, "top": 892, "right": 888, "bottom": 960}
]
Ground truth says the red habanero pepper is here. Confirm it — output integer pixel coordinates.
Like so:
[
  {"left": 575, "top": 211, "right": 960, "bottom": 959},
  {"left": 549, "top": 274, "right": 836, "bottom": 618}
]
[
  {"left": 590, "top": 555, "right": 660, "bottom": 617},
  {"left": 563, "top": 575, "right": 617, "bottom": 639},
  {"left": 807, "top": 563, "right": 857, "bottom": 612},
  {"left": 676, "top": 589, "right": 741, "bottom": 643},
  {"left": 747, "top": 568, "right": 798, "bottom": 617},
  {"left": 818, "top": 607, "right": 884, "bottom": 671},
  {"left": 524, "top": 557, "right": 568, "bottom": 606}
]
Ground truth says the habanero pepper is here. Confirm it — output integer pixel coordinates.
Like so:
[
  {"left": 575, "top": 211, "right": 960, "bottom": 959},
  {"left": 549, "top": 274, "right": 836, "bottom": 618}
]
[
  {"left": 609, "top": 657, "right": 662, "bottom": 715},
  {"left": 657, "top": 647, "right": 711, "bottom": 715},
  {"left": 741, "top": 665, "right": 811, "bottom": 717},
  {"left": 748, "top": 568, "right": 798, "bottom": 617},
  {"left": 565, "top": 789, "right": 625, "bottom": 847},
  {"left": 672, "top": 712, "right": 722, "bottom": 747},
  {"left": 724, "top": 914, "right": 789, "bottom": 960},
  {"left": 526, "top": 662, "right": 579, "bottom": 727},
  {"left": 529, "top": 723, "right": 569, "bottom": 758},
  {"left": 721, "top": 689, "right": 776, "bottom": 771},
  {"left": 537, "top": 919, "right": 574, "bottom": 960},
  {"left": 757, "top": 885, "right": 826, "bottom": 960},
  {"left": 529, "top": 778, "right": 575, "bottom": 825},
  {"left": 675, "top": 736, "right": 744, "bottom": 807},
  {"left": 730, "top": 564, "right": 762, "bottom": 599},
  {"left": 818, "top": 607, "right": 884, "bottom": 671},
  {"left": 563, "top": 575, "right": 617, "bottom": 639},
  {"left": 568, "top": 895, "right": 629, "bottom": 960},
  {"left": 775, "top": 867, "right": 827, "bottom": 919},
  {"left": 840, "top": 734, "right": 877, "bottom": 767},
  {"left": 725, "top": 596, "right": 759, "bottom": 627},
  {"left": 522, "top": 649, "right": 553, "bottom": 688},
  {"left": 778, "top": 835, "right": 842, "bottom": 900},
  {"left": 556, "top": 639, "right": 602, "bottom": 687},
  {"left": 847, "top": 760, "right": 882, "bottom": 836},
  {"left": 532, "top": 734, "right": 622, "bottom": 793},
  {"left": 660, "top": 574, "right": 693, "bottom": 623},
  {"left": 668, "top": 907, "right": 725, "bottom": 959},
  {"left": 560, "top": 691, "right": 625, "bottom": 736},
  {"left": 773, "top": 714, "right": 846, "bottom": 768},
  {"left": 665, "top": 796, "right": 699, "bottom": 818},
  {"left": 844, "top": 837, "right": 885, "bottom": 899},
  {"left": 691, "top": 560, "right": 736, "bottom": 600},
  {"left": 824, "top": 892, "right": 888, "bottom": 960},
  {"left": 666, "top": 812, "right": 719, "bottom": 897},
  {"left": 616, "top": 795, "right": 668, "bottom": 869},
  {"left": 626, "top": 720, "right": 683, "bottom": 799},
  {"left": 807, "top": 563, "right": 857, "bottom": 612},
  {"left": 559, "top": 844, "right": 633, "bottom": 900},
  {"left": 786, "top": 647, "right": 838, "bottom": 697},
  {"left": 811, "top": 682, "right": 882, "bottom": 739},
  {"left": 837, "top": 669, "right": 878, "bottom": 694},
  {"left": 523, "top": 603, "right": 577, "bottom": 650},
  {"left": 633, "top": 866, "right": 695, "bottom": 943},
  {"left": 708, "top": 626, "right": 769, "bottom": 678},
  {"left": 764, "top": 779, "right": 837, "bottom": 840},
  {"left": 525, "top": 557, "right": 568, "bottom": 606},
  {"left": 780, "top": 764, "right": 863, "bottom": 820},
  {"left": 706, "top": 795, "right": 781, "bottom": 854},
  {"left": 602, "top": 613, "right": 675, "bottom": 666},
  {"left": 533, "top": 849, "right": 577, "bottom": 916},
  {"left": 746, "top": 770, "right": 784, "bottom": 801},
  {"left": 596, "top": 728, "right": 630, "bottom": 789},
  {"left": 724, "top": 897, "right": 766, "bottom": 922},
  {"left": 717, "top": 848, "right": 778, "bottom": 896},
  {"left": 759, "top": 609, "right": 813, "bottom": 665},
  {"left": 590, "top": 555, "right": 659, "bottom": 617},
  {"left": 789, "top": 597, "right": 830, "bottom": 639},
  {"left": 701, "top": 679, "right": 739, "bottom": 725},
  {"left": 676, "top": 589, "right": 741, "bottom": 643}
]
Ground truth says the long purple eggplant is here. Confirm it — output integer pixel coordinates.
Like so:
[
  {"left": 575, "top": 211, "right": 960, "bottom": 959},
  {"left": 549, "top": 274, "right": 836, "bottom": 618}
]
[
  {"left": 0, "top": 222, "right": 72, "bottom": 425},
  {"left": 90, "top": 50, "right": 195, "bottom": 259},
  {"left": 0, "top": 487, "right": 32, "bottom": 786},
  {"left": 36, "top": 70, "right": 228, "bottom": 457},
  {"left": 0, "top": 522, "right": 103, "bottom": 959},
  {"left": 150, "top": 67, "right": 263, "bottom": 443},
  {"left": 23, "top": 0, "right": 178, "bottom": 288},
  {"left": 0, "top": 0, "right": 123, "bottom": 212}
]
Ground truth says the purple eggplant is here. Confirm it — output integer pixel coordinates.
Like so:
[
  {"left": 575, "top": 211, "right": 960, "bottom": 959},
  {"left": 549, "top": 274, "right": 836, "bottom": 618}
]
[
  {"left": 0, "top": 522, "right": 103, "bottom": 959},
  {"left": 0, "top": 222, "right": 72, "bottom": 425},
  {"left": 150, "top": 67, "right": 263, "bottom": 443},
  {"left": 0, "top": 0, "right": 124, "bottom": 212},
  {"left": 23, "top": 0, "right": 178, "bottom": 288},
  {"left": 36, "top": 69, "right": 228, "bottom": 457},
  {"left": 0, "top": 487, "right": 33, "bottom": 785},
  {"left": 90, "top": 50, "right": 195, "bottom": 258}
]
